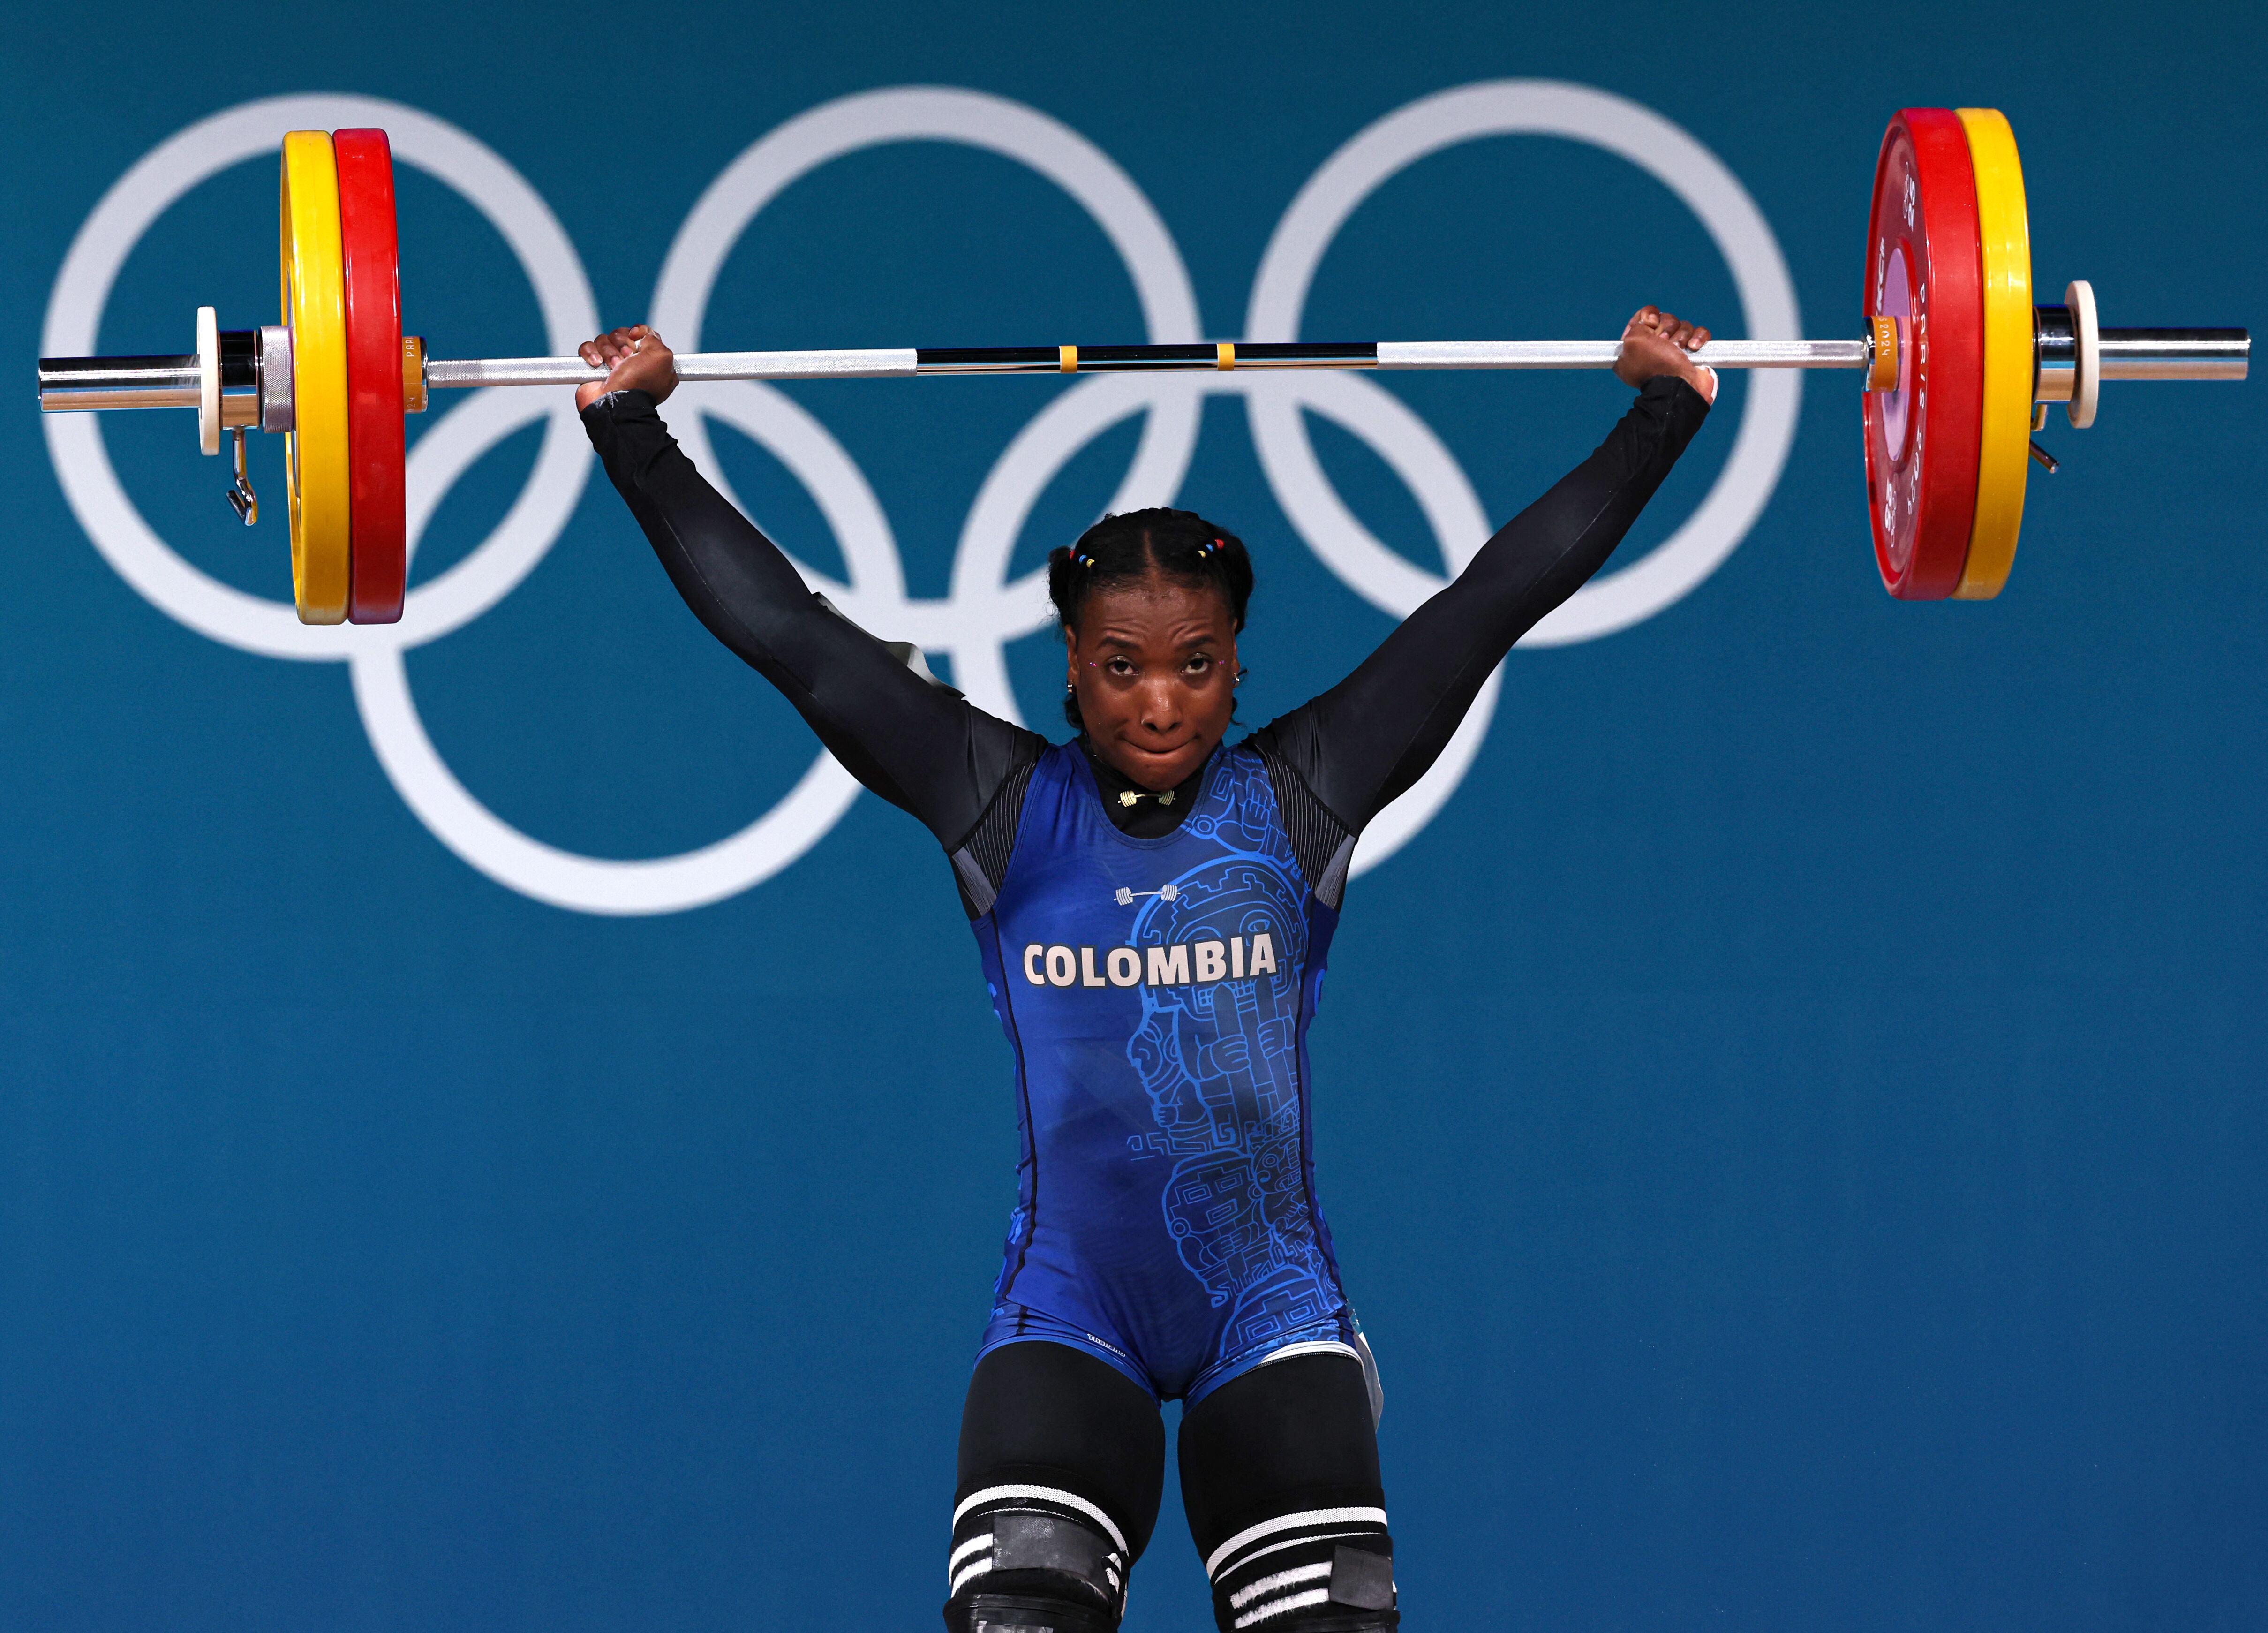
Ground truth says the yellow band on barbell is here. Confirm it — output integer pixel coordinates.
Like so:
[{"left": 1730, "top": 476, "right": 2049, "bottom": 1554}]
[
  {"left": 1954, "top": 108, "right": 2032, "bottom": 601},
  {"left": 1868, "top": 314, "right": 1899, "bottom": 392},
  {"left": 401, "top": 335, "right": 428, "bottom": 414},
  {"left": 1059, "top": 345, "right": 1077, "bottom": 373},
  {"left": 280, "top": 130, "right": 351, "bottom": 625},
  {"left": 1217, "top": 342, "right": 1236, "bottom": 371}
]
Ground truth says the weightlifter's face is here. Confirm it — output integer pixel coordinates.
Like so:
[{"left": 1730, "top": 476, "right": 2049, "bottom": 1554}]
[{"left": 1066, "top": 576, "right": 1240, "bottom": 791}]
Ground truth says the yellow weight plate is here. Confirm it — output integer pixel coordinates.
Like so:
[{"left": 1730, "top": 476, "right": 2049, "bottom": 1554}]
[
  {"left": 1953, "top": 108, "right": 2032, "bottom": 600},
  {"left": 279, "top": 130, "right": 351, "bottom": 624}
]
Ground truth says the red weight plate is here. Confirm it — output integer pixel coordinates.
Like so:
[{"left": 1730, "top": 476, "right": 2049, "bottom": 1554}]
[
  {"left": 1862, "top": 108, "right": 1985, "bottom": 600},
  {"left": 335, "top": 128, "right": 406, "bottom": 624}
]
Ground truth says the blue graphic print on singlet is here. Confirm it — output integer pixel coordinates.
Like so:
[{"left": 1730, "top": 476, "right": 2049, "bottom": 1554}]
[{"left": 969, "top": 742, "right": 1354, "bottom": 1406}]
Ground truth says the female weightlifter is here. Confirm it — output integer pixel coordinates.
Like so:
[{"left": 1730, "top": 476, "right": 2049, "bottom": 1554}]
[{"left": 574, "top": 306, "right": 1716, "bottom": 1633}]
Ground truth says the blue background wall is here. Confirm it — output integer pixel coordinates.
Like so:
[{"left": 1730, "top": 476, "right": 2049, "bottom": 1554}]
[{"left": 3, "top": 1, "right": 2262, "bottom": 1629}]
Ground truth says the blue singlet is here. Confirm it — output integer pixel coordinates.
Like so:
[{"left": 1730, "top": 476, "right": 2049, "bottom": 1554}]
[
  {"left": 583, "top": 374, "right": 1711, "bottom": 1412},
  {"left": 970, "top": 741, "right": 1359, "bottom": 1406}
]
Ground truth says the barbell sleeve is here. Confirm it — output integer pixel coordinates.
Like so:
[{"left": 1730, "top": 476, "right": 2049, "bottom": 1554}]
[
  {"left": 2093, "top": 328, "right": 2250, "bottom": 381},
  {"left": 37, "top": 353, "right": 204, "bottom": 410},
  {"left": 38, "top": 332, "right": 265, "bottom": 415}
]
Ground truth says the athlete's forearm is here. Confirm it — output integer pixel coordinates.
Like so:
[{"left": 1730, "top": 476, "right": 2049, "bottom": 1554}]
[
  {"left": 1258, "top": 373, "right": 1711, "bottom": 830},
  {"left": 580, "top": 389, "right": 1041, "bottom": 847}
]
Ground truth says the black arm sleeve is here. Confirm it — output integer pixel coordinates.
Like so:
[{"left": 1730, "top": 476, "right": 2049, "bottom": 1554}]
[
  {"left": 1251, "top": 374, "right": 1712, "bottom": 889},
  {"left": 580, "top": 389, "right": 1045, "bottom": 857}
]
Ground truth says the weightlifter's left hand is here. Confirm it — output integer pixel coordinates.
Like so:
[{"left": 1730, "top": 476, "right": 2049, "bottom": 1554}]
[{"left": 576, "top": 325, "right": 678, "bottom": 409}]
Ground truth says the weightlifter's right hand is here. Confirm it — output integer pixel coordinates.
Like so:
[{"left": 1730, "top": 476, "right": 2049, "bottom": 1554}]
[
  {"left": 1613, "top": 306, "right": 1717, "bottom": 403},
  {"left": 576, "top": 325, "right": 678, "bottom": 410}
]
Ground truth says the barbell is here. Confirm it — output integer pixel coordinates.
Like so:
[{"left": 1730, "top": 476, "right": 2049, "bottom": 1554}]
[{"left": 37, "top": 109, "right": 2249, "bottom": 624}]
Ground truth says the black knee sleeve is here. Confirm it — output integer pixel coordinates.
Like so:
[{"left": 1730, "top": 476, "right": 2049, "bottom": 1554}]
[
  {"left": 945, "top": 1342, "right": 1164, "bottom": 1633},
  {"left": 1181, "top": 1353, "right": 1398, "bottom": 1632},
  {"left": 944, "top": 1486, "right": 1131, "bottom": 1633}
]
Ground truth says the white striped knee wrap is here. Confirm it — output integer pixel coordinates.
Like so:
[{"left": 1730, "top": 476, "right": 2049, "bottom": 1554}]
[
  {"left": 948, "top": 1485, "right": 1129, "bottom": 1621},
  {"left": 1206, "top": 1506, "right": 1396, "bottom": 1631}
]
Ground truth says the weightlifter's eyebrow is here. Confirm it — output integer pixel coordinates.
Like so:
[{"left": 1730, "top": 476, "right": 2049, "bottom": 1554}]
[{"left": 1092, "top": 625, "right": 1217, "bottom": 652}]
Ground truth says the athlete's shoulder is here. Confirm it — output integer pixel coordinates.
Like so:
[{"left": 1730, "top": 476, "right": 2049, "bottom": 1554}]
[
  {"left": 1025, "top": 736, "right": 1085, "bottom": 786},
  {"left": 1206, "top": 740, "right": 1278, "bottom": 799},
  {"left": 1226, "top": 726, "right": 1353, "bottom": 908}
]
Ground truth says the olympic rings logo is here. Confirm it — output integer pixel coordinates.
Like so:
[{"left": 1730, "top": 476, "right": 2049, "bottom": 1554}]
[{"left": 42, "top": 83, "right": 1802, "bottom": 916}]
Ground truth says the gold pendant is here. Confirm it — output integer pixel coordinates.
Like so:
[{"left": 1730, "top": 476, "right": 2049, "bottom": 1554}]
[{"left": 1119, "top": 790, "right": 1140, "bottom": 808}]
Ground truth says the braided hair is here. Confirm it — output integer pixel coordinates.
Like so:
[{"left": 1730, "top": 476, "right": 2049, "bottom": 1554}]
[{"left": 1047, "top": 507, "right": 1254, "bottom": 729}]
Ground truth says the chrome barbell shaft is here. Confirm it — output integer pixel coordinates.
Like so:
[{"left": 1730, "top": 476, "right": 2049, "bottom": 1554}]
[
  {"left": 424, "top": 338, "right": 1876, "bottom": 390},
  {"left": 426, "top": 349, "right": 922, "bottom": 387},
  {"left": 39, "top": 326, "right": 2247, "bottom": 412},
  {"left": 421, "top": 329, "right": 2247, "bottom": 386}
]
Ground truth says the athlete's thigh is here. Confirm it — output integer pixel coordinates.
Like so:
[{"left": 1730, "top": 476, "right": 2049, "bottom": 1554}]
[
  {"left": 1178, "top": 1353, "right": 1398, "bottom": 1631},
  {"left": 948, "top": 1340, "right": 1167, "bottom": 1632}
]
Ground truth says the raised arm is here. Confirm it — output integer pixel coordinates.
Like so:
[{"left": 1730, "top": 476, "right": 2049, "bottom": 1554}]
[
  {"left": 576, "top": 326, "right": 1044, "bottom": 853},
  {"left": 1253, "top": 307, "right": 1717, "bottom": 839}
]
